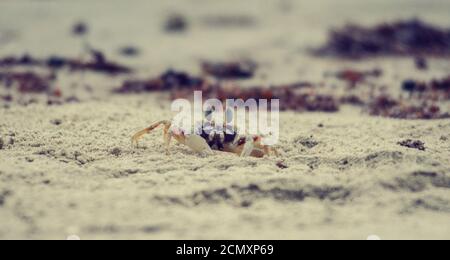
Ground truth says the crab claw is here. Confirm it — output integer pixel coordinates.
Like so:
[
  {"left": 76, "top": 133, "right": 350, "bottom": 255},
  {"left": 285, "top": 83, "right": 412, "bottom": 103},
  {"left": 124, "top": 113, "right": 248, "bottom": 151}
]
[
  {"left": 240, "top": 136, "right": 255, "bottom": 157},
  {"left": 185, "top": 135, "right": 214, "bottom": 155}
]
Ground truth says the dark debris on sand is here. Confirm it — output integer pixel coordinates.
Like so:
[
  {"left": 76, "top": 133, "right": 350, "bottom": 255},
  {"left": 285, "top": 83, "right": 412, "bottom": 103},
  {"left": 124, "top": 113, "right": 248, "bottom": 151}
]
[
  {"left": 176, "top": 80, "right": 337, "bottom": 112},
  {"left": 368, "top": 95, "right": 448, "bottom": 119},
  {"left": 114, "top": 69, "right": 204, "bottom": 93},
  {"left": 415, "top": 57, "right": 428, "bottom": 70},
  {"left": 398, "top": 139, "right": 426, "bottom": 151},
  {"left": 72, "top": 22, "right": 89, "bottom": 36},
  {"left": 176, "top": 81, "right": 338, "bottom": 112},
  {"left": 114, "top": 69, "right": 338, "bottom": 112},
  {"left": 1, "top": 95, "right": 13, "bottom": 102},
  {"left": 340, "top": 95, "right": 365, "bottom": 106},
  {"left": 0, "top": 70, "right": 83, "bottom": 105},
  {"left": 0, "top": 52, "right": 132, "bottom": 75},
  {"left": 82, "top": 49, "right": 132, "bottom": 75},
  {"left": 113, "top": 67, "right": 450, "bottom": 117},
  {"left": 333, "top": 68, "right": 383, "bottom": 87},
  {"left": 119, "top": 46, "right": 140, "bottom": 57},
  {"left": 276, "top": 161, "right": 289, "bottom": 169},
  {"left": 315, "top": 19, "right": 450, "bottom": 58},
  {"left": 0, "top": 71, "right": 53, "bottom": 93},
  {"left": 401, "top": 77, "right": 450, "bottom": 100},
  {"left": 202, "top": 60, "right": 257, "bottom": 80},
  {"left": 215, "top": 84, "right": 338, "bottom": 112},
  {"left": 165, "top": 14, "right": 188, "bottom": 33}
]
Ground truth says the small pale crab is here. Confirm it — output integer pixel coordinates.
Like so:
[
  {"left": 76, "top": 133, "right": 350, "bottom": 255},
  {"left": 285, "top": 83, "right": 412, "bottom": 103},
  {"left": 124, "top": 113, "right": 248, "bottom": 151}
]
[{"left": 131, "top": 111, "right": 279, "bottom": 158}]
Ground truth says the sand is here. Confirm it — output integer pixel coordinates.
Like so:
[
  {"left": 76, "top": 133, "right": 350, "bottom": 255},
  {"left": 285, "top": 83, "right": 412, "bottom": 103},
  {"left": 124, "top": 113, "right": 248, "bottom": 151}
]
[{"left": 0, "top": 0, "right": 450, "bottom": 240}]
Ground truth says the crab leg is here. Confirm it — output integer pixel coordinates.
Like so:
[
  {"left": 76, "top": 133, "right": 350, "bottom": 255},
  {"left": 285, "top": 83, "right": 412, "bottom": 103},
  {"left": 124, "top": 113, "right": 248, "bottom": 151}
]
[
  {"left": 132, "top": 120, "right": 172, "bottom": 146},
  {"left": 164, "top": 132, "right": 173, "bottom": 154},
  {"left": 239, "top": 135, "right": 279, "bottom": 157},
  {"left": 263, "top": 146, "right": 280, "bottom": 157}
]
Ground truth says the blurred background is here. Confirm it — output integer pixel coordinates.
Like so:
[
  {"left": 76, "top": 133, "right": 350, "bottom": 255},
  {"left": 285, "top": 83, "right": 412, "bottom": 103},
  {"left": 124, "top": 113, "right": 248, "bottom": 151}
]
[{"left": 2, "top": 0, "right": 450, "bottom": 80}]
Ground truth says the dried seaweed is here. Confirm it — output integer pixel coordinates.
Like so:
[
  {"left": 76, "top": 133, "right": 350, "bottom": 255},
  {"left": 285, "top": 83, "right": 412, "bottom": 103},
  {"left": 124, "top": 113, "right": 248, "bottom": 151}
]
[
  {"left": 114, "top": 69, "right": 204, "bottom": 93},
  {"left": 115, "top": 69, "right": 337, "bottom": 112},
  {"left": 402, "top": 77, "right": 450, "bottom": 100},
  {"left": 202, "top": 60, "right": 257, "bottom": 80},
  {"left": 182, "top": 80, "right": 338, "bottom": 112},
  {"left": 315, "top": 19, "right": 450, "bottom": 58},
  {"left": 71, "top": 50, "right": 132, "bottom": 74},
  {"left": 340, "top": 95, "right": 365, "bottom": 106},
  {"left": 0, "top": 71, "right": 53, "bottom": 93},
  {"left": 0, "top": 52, "right": 132, "bottom": 75},
  {"left": 368, "top": 95, "right": 448, "bottom": 119},
  {"left": 191, "top": 82, "right": 338, "bottom": 112},
  {"left": 334, "top": 68, "right": 382, "bottom": 87},
  {"left": 113, "top": 67, "right": 450, "bottom": 118}
]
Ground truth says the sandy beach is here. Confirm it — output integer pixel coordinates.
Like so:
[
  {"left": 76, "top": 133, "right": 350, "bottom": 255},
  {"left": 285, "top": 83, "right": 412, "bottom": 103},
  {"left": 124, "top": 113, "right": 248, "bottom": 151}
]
[{"left": 0, "top": 0, "right": 449, "bottom": 240}]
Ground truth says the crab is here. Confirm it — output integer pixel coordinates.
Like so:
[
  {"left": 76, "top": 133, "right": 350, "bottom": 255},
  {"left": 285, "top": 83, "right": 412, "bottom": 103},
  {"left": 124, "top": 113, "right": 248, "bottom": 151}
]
[{"left": 131, "top": 117, "right": 279, "bottom": 158}]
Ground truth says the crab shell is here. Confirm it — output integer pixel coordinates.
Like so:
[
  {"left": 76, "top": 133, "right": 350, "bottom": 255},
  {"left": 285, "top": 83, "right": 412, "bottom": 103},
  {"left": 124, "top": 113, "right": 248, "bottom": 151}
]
[{"left": 185, "top": 129, "right": 270, "bottom": 158}]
